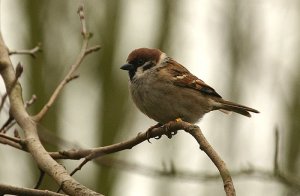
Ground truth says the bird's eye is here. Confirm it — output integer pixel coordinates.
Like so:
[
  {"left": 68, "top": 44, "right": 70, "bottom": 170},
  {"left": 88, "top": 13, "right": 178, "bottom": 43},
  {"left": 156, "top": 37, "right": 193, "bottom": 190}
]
[{"left": 137, "top": 59, "right": 145, "bottom": 66}]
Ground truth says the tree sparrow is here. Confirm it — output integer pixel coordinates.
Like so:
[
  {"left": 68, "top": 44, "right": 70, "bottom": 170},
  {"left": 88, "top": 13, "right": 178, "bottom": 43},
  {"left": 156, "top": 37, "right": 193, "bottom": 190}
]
[{"left": 121, "top": 48, "right": 259, "bottom": 124}]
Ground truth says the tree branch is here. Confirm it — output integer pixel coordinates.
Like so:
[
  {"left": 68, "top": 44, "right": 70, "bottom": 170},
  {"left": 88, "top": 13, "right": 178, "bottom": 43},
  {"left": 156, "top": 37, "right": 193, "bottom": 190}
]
[
  {"left": 8, "top": 43, "right": 42, "bottom": 58},
  {"left": 0, "top": 183, "right": 66, "bottom": 196},
  {"left": 25, "top": 94, "right": 37, "bottom": 108},
  {"left": 0, "top": 135, "right": 23, "bottom": 149},
  {"left": 0, "top": 94, "right": 37, "bottom": 134},
  {"left": 0, "top": 3, "right": 102, "bottom": 196},
  {"left": 94, "top": 156, "right": 300, "bottom": 192},
  {"left": 59, "top": 121, "right": 236, "bottom": 196},
  {"left": 0, "top": 63, "right": 23, "bottom": 114},
  {"left": 184, "top": 123, "right": 235, "bottom": 196},
  {"left": 32, "top": 6, "right": 101, "bottom": 122},
  {"left": 0, "top": 132, "right": 22, "bottom": 143},
  {"left": 2, "top": 116, "right": 299, "bottom": 194}
]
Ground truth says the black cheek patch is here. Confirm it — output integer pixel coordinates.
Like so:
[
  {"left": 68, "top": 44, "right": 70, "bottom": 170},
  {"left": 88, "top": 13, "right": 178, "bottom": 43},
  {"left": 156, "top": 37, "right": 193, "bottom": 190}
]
[
  {"left": 142, "top": 61, "right": 155, "bottom": 71},
  {"left": 129, "top": 68, "right": 137, "bottom": 81}
]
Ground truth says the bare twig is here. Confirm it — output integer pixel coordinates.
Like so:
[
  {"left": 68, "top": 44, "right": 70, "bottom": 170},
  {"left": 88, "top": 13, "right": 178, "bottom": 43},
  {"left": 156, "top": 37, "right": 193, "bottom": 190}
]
[
  {"left": 274, "top": 127, "right": 279, "bottom": 174},
  {"left": 0, "top": 92, "right": 8, "bottom": 113},
  {"left": 37, "top": 127, "right": 300, "bottom": 193},
  {"left": 32, "top": 6, "right": 101, "bottom": 122},
  {"left": 2, "top": 119, "right": 300, "bottom": 193},
  {"left": 0, "top": 2, "right": 102, "bottom": 196},
  {"left": 184, "top": 123, "right": 235, "bottom": 196},
  {"left": 66, "top": 74, "right": 80, "bottom": 83},
  {"left": 0, "top": 115, "right": 14, "bottom": 133},
  {"left": 0, "top": 183, "right": 66, "bottom": 196},
  {"left": 34, "top": 168, "right": 46, "bottom": 189},
  {"left": 78, "top": 4, "right": 88, "bottom": 36},
  {"left": 0, "top": 135, "right": 23, "bottom": 149},
  {"left": 0, "top": 66, "right": 27, "bottom": 135},
  {"left": 63, "top": 120, "right": 235, "bottom": 196},
  {"left": 94, "top": 156, "right": 300, "bottom": 191},
  {"left": 0, "top": 94, "right": 37, "bottom": 133},
  {"left": 85, "top": 45, "right": 102, "bottom": 55},
  {"left": 0, "top": 62, "right": 24, "bottom": 114},
  {"left": 0, "top": 94, "right": 37, "bottom": 134},
  {"left": 0, "top": 118, "right": 15, "bottom": 134},
  {"left": 57, "top": 158, "right": 89, "bottom": 193},
  {"left": 0, "top": 132, "right": 22, "bottom": 143},
  {"left": 25, "top": 94, "right": 37, "bottom": 108},
  {"left": 9, "top": 43, "right": 42, "bottom": 58}
]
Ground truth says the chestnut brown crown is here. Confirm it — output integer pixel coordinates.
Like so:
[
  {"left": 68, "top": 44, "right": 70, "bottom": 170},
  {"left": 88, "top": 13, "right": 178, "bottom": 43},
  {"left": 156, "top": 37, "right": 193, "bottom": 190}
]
[
  {"left": 127, "top": 48, "right": 161, "bottom": 64},
  {"left": 121, "top": 48, "right": 162, "bottom": 80}
]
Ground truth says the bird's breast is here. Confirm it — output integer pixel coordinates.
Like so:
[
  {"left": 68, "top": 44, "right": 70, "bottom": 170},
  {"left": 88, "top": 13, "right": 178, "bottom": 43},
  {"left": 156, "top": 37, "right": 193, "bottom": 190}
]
[{"left": 129, "top": 72, "right": 213, "bottom": 123}]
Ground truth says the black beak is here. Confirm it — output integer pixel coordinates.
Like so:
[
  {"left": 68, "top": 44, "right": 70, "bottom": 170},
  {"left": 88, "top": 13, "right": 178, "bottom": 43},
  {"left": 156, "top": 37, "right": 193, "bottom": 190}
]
[{"left": 120, "top": 63, "right": 134, "bottom": 70}]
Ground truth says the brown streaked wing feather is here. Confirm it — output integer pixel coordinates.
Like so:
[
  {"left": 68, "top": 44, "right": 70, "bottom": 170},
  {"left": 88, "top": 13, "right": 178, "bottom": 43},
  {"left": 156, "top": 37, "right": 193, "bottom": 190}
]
[
  {"left": 167, "top": 59, "right": 222, "bottom": 98},
  {"left": 167, "top": 59, "right": 191, "bottom": 75},
  {"left": 194, "top": 80, "right": 222, "bottom": 98}
]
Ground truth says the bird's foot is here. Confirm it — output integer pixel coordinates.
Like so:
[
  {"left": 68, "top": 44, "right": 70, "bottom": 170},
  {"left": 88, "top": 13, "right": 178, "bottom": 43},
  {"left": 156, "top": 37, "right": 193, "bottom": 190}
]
[
  {"left": 163, "top": 118, "right": 182, "bottom": 138},
  {"left": 145, "top": 118, "right": 182, "bottom": 142},
  {"left": 146, "top": 123, "right": 162, "bottom": 143}
]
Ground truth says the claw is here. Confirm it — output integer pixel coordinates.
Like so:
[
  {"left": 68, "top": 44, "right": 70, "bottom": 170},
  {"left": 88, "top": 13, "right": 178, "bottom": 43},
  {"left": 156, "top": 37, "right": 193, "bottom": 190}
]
[
  {"left": 146, "top": 131, "right": 152, "bottom": 143},
  {"left": 147, "top": 138, "right": 152, "bottom": 143},
  {"left": 145, "top": 123, "right": 162, "bottom": 143},
  {"left": 162, "top": 123, "right": 173, "bottom": 139},
  {"left": 166, "top": 133, "right": 173, "bottom": 139},
  {"left": 163, "top": 118, "right": 181, "bottom": 139}
]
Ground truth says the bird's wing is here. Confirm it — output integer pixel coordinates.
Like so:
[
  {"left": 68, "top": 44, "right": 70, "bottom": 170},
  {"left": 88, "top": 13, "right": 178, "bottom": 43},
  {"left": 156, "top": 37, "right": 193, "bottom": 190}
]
[{"left": 167, "top": 59, "right": 222, "bottom": 98}]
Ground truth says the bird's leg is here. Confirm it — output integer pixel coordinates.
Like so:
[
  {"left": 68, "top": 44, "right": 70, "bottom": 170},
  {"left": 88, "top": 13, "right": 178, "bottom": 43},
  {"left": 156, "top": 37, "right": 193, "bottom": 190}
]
[
  {"left": 163, "top": 118, "right": 182, "bottom": 138},
  {"left": 145, "top": 118, "right": 182, "bottom": 142},
  {"left": 146, "top": 122, "right": 163, "bottom": 143}
]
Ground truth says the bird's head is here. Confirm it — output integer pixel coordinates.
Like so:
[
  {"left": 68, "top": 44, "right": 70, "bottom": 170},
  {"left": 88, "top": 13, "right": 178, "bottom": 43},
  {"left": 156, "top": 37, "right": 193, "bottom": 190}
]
[{"left": 121, "top": 48, "right": 166, "bottom": 80}]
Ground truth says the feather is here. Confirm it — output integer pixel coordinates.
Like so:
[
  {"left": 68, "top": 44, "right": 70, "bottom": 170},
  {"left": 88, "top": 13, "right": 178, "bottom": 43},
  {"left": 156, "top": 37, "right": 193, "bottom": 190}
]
[
  {"left": 167, "top": 59, "right": 222, "bottom": 98},
  {"left": 215, "top": 99, "right": 260, "bottom": 117}
]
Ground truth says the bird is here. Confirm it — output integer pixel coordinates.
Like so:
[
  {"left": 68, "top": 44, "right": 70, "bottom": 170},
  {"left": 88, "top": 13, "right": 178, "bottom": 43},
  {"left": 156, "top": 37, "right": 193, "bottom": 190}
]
[{"left": 121, "top": 48, "right": 259, "bottom": 124}]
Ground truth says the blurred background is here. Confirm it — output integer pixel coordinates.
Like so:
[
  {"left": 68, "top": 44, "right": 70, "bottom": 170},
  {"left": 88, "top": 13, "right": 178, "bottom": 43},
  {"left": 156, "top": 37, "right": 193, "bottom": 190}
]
[{"left": 0, "top": 0, "right": 299, "bottom": 195}]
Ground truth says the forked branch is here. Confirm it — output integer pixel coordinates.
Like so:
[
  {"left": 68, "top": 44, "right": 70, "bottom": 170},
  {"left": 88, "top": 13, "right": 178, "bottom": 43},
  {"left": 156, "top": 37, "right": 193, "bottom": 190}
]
[
  {"left": 32, "top": 5, "right": 101, "bottom": 122},
  {"left": 61, "top": 121, "right": 236, "bottom": 196},
  {"left": 9, "top": 43, "right": 42, "bottom": 58},
  {"left": 0, "top": 3, "right": 102, "bottom": 196}
]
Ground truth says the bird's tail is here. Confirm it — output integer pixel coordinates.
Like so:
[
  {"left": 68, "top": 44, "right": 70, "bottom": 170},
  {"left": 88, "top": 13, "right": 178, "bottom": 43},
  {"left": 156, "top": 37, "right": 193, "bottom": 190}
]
[{"left": 214, "top": 99, "right": 259, "bottom": 117}]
